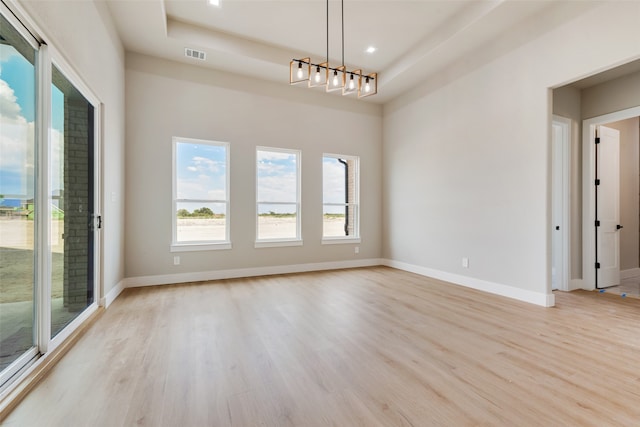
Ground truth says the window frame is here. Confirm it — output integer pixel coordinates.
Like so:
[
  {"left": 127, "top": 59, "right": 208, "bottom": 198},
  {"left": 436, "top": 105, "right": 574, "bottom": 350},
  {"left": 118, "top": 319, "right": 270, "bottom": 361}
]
[
  {"left": 171, "top": 137, "right": 231, "bottom": 252},
  {"left": 322, "top": 153, "right": 361, "bottom": 244},
  {"left": 255, "top": 146, "right": 302, "bottom": 248}
]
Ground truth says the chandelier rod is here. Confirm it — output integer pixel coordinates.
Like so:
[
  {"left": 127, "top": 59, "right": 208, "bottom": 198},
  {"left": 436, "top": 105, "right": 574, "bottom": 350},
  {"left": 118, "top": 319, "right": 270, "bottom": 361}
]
[
  {"left": 326, "top": 0, "right": 329, "bottom": 63},
  {"left": 341, "top": 0, "right": 344, "bottom": 66}
]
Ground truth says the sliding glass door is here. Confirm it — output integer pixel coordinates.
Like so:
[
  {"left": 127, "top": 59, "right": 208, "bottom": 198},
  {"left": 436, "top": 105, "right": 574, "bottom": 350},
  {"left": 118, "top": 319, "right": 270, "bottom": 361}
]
[
  {"left": 0, "top": 8, "right": 38, "bottom": 377},
  {"left": 50, "top": 65, "right": 95, "bottom": 338},
  {"left": 0, "top": 4, "right": 100, "bottom": 390}
]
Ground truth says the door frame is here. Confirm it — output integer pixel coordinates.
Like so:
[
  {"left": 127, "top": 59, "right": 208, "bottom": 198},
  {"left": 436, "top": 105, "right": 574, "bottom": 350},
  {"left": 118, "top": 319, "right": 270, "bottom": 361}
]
[
  {"left": 582, "top": 106, "right": 640, "bottom": 289},
  {"left": 552, "top": 115, "right": 571, "bottom": 291}
]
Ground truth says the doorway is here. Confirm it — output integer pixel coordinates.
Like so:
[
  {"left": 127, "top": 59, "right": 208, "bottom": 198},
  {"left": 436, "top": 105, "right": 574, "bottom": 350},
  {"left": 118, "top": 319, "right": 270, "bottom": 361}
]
[{"left": 582, "top": 106, "right": 640, "bottom": 291}]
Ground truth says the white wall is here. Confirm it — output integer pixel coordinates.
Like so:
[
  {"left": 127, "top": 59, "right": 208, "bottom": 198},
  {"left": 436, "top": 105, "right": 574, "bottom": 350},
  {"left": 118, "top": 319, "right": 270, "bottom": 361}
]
[
  {"left": 16, "top": 0, "right": 126, "bottom": 298},
  {"left": 124, "top": 53, "right": 382, "bottom": 280},
  {"left": 582, "top": 71, "right": 640, "bottom": 119},
  {"left": 383, "top": 1, "right": 640, "bottom": 305}
]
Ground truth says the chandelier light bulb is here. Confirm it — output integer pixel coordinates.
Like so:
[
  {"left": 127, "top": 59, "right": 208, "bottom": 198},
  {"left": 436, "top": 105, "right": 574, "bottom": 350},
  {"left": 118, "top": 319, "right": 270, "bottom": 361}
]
[
  {"left": 332, "top": 70, "right": 339, "bottom": 86},
  {"left": 349, "top": 75, "right": 355, "bottom": 90},
  {"left": 364, "top": 77, "right": 370, "bottom": 93},
  {"left": 297, "top": 63, "right": 303, "bottom": 79},
  {"left": 315, "top": 67, "right": 321, "bottom": 83}
]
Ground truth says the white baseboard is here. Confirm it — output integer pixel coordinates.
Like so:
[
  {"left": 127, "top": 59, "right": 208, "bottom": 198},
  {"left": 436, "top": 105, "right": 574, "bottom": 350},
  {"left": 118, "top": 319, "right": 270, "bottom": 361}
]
[
  {"left": 124, "top": 258, "right": 383, "bottom": 288},
  {"left": 382, "top": 259, "right": 554, "bottom": 307},
  {"left": 621, "top": 268, "right": 640, "bottom": 280},
  {"left": 108, "top": 258, "right": 557, "bottom": 308},
  {"left": 101, "top": 280, "right": 126, "bottom": 308}
]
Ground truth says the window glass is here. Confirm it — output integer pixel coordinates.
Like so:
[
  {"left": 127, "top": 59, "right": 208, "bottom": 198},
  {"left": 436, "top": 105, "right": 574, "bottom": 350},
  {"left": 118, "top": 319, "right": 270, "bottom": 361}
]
[
  {"left": 323, "top": 155, "right": 359, "bottom": 238},
  {"left": 256, "top": 148, "right": 300, "bottom": 242},
  {"left": 50, "top": 64, "right": 96, "bottom": 338},
  {"left": 173, "top": 139, "right": 229, "bottom": 246},
  {"left": 0, "top": 10, "right": 37, "bottom": 373}
]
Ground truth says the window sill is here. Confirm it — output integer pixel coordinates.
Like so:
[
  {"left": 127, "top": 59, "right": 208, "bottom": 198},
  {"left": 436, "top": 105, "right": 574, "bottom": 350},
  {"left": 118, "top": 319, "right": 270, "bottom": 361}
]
[
  {"left": 255, "top": 239, "right": 303, "bottom": 249},
  {"left": 171, "top": 242, "right": 232, "bottom": 252},
  {"left": 322, "top": 237, "right": 361, "bottom": 245}
]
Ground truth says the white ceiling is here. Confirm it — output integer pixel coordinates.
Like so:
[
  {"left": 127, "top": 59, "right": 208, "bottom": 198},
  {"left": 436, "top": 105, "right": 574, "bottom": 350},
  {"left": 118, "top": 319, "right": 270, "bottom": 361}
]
[{"left": 105, "top": 0, "right": 608, "bottom": 104}]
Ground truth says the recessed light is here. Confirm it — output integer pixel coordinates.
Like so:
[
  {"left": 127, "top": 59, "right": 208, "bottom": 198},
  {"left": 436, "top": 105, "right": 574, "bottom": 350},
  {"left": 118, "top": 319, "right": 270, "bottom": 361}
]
[
  {"left": 208, "top": 0, "right": 220, "bottom": 6},
  {"left": 366, "top": 46, "right": 376, "bottom": 54}
]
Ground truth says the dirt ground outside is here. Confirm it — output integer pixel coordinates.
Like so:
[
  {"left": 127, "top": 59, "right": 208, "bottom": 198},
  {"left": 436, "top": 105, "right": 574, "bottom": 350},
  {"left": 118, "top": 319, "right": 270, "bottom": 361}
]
[
  {"left": 177, "top": 216, "right": 348, "bottom": 241},
  {"left": 1, "top": 219, "right": 64, "bottom": 303}
]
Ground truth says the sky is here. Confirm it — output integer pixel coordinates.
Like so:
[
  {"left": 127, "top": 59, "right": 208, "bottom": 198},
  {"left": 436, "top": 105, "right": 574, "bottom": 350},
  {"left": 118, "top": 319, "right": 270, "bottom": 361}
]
[
  {"left": 257, "top": 149, "right": 298, "bottom": 214},
  {"left": 176, "top": 141, "right": 227, "bottom": 214},
  {"left": 175, "top": 146, "right": 350, "bottom": 215},
  {"left": 0, "top": 43, "right": 65, "bottom": 197},
  {"left": 0, "top": 45, "right": 35, "bottom": 198}
]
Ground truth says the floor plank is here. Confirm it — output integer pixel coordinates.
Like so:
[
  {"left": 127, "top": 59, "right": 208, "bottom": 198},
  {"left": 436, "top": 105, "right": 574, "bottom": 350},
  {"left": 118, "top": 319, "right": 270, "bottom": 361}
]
[{"left": 3, "top": 267, "right": 640, "bottom": 426}]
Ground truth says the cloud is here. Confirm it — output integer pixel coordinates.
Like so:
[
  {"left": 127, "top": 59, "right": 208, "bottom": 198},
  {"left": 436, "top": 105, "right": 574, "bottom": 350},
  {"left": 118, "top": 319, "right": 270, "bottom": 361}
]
[
  {"left": 256, "top": 151, "right": 298, "bottom": 204},
  {"left": 50, "top": 128, "right": 64, "bottom": 192},
  {"left": 257, "top": 173, "right": 297, "bottom": 203},
  {"left": 177, "top": 176, "right": 226, "bottom": 201},
  {"left": 0, "top": 79, "right": 24, "bottom": 120},
  {"left": 257, "top": 151, "right": 295, "bottom": 162},
  {"left": 191, "top": 156, "right": 223, "bottom": 174},
  {"left": 323, "top": 160, "right": 347, "bottom": 204},
  {"left": 0, "top": 79, "right": 35, "bottom": 195},
  {"left": 257, "top": 161, "right": 287, "bottom": 175},
  {"left": 0, "top": 45, "right": 20, "bottom": 63}
]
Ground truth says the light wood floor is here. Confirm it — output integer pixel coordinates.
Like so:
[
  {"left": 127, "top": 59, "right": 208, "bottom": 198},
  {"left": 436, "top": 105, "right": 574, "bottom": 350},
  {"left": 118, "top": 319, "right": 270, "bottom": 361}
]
[{"left": 3, "top": 267, "right": 640, "bottom": 426}]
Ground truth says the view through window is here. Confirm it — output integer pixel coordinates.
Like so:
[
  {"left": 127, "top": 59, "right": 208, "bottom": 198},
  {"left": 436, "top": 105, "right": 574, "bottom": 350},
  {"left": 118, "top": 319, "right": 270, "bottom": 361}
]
[
  {"left": 173, "top": 138, "right": 229, "bottom": 246},
  {"left": 323, "top": 154, "right": 359, "bottom": 239},
  {"left": 256, "top": 148, "right": 300, "bottom": 242}
]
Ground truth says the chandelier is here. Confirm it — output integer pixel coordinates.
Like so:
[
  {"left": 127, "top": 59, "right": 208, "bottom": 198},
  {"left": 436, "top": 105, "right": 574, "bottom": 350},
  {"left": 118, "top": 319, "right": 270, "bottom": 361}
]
[{"left": 289, "top": 0, "right": 377, "bottom": 98}]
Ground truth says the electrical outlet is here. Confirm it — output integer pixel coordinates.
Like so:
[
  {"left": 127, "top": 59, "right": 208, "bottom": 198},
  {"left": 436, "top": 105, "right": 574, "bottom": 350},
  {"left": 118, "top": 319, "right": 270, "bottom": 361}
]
[
  {"left": 173, "top": 256, "right": 180, "bottom": 265},
  {"left": 462, "top": 257, "right": 469, "bottom": 268},
  {"left": 355, "top": 246, "right": 360, "bottom": 254}
]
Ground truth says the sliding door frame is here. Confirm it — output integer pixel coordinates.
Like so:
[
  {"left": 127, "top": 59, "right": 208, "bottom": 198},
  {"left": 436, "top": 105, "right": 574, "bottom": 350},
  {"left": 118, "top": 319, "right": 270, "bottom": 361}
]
[
  {"left": 0, "top": 0, "right": 102, "bottom": 392},
  {"left": 0, "top": 0, "right": 42, "bottom": 388}
]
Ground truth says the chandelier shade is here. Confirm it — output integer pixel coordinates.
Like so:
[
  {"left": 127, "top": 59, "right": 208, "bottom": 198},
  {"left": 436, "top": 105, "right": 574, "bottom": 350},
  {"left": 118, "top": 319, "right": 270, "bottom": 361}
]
[
  {"left": 358, "top": 72, "right": 377, "bottom": 98},
  {"left": 307, "top": 61, "right": 329, "bottom": 87},
  {"left": 342, "top": 69, "right": 360, "bottom": 96},
  {"left": 289, "top": 57, "right": 310, "bottom": 84},
  {"left": 327, "top": 65, "right": 346, "bottom": 92}
]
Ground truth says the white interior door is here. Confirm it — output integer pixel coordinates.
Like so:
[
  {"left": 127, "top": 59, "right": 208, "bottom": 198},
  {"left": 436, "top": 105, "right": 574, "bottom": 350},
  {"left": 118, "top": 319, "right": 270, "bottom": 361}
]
[{"left": 596, "top": 125, "right": 621, "bottom": 288}]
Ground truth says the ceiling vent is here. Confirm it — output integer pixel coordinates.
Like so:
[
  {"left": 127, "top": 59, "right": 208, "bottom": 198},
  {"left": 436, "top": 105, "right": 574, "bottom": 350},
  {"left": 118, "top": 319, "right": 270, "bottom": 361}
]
[{"left": 185, "top": 48, "right": 206, "bottom": 61}]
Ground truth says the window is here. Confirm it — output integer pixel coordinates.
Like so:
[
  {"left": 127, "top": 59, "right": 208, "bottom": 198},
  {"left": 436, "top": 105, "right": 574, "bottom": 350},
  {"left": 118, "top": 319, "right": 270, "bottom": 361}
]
[
  {"left": 322, "top": 154, "right": 360, "bottom": 242},
  {"left": 256, "top": 147, "right": 301, "bottom": 246},
  {"left": 172, "top": 138, "right": 230, "bottom": 251}
]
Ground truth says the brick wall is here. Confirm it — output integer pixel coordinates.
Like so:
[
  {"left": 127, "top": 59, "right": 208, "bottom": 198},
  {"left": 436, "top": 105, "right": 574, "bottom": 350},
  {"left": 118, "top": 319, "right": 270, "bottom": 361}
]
[
  {"left": 346, "top": 159, "right": 357, "bottom": 236},
  {"left": 63, "top": 98, "right": 91, "bottom": 311}
]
